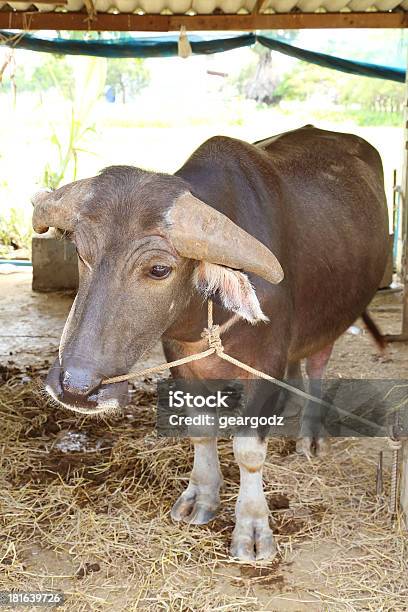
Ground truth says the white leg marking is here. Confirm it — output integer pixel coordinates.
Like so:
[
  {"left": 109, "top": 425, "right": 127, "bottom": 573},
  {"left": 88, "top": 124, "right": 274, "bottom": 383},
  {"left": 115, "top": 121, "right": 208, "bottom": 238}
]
[
  {"left": 171, "top": 438, "right": 222, "bottom": 525},
  {"left": 230, "top": 437, "right": 276, "bottom": 562}
]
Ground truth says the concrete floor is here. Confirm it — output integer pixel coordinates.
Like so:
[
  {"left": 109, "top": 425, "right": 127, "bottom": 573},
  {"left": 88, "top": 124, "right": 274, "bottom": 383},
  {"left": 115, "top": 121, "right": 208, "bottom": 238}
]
[
  {"left": 0, "top": 271, "right": 72, "bottom": 372},
  {"left": 0, "top": 270, "right": 165, "bottom": 376}
]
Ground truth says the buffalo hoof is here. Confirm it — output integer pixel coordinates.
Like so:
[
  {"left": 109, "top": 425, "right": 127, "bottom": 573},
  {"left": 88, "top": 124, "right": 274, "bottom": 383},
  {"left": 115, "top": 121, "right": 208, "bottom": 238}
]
[
  {"left": 296, "top": 436, "right": 330, "bottom": 457},
  {"left": 315, "top": 436, "right": 330, "bottom": 456},
  {"left": 170, "top": 490, "right": 219, "bottom": 525},
  {"left": 230, "top": 519, "right": 276, "bottom": 562}
]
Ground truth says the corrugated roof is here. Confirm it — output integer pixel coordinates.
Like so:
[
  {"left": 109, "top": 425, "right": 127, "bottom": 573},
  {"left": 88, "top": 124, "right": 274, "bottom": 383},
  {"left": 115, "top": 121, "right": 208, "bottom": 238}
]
[{"left": 1, "top": 0, "right": 407, "bottom": 14}]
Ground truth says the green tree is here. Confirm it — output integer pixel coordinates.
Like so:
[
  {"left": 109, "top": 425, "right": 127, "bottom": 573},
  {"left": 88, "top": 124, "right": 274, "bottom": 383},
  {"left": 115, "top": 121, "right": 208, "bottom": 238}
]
[
  {"left": 273, "top": 62, "right": 339, "bottom": 102},
  {"left": 5, "top": 55, "right": 76, "bottom": 98},
  {"left": 338, "top": 76, "right": 404, "bottom": 113},
  {"left": 231, "top": 31, "right": 300, "bottom": 105},
  {"left": 106, "top": 58, "right": 150, "bottom": 103},
  {"left": 31, "top": 55, "right": 74, "bottom": 97},
  {"left": 273, "top": 60, "right": 404, "bottom": 115}
]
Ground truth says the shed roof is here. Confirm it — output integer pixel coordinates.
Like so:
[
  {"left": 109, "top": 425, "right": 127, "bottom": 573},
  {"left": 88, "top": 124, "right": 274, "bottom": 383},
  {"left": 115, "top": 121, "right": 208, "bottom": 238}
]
[{"left": 0, "top": 0, "right": 407, "bottom": 30}]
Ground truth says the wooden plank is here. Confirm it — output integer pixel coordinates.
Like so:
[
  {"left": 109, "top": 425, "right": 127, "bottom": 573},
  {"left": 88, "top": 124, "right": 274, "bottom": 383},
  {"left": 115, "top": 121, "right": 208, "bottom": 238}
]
[{"left": 1, "top": 11, "right": 408, "bottom": 31}]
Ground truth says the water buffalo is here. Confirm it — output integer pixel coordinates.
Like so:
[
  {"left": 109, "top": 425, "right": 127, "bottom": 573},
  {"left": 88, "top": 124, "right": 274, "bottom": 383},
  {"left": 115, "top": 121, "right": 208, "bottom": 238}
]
[{"left": 32, "top": 125, "right": 388, "bottom": 561}]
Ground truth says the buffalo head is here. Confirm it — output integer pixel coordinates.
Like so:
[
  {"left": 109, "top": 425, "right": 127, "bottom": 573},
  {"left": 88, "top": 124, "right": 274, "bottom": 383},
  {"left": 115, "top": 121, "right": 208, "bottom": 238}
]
[{"left": 32, "top": 167, "right": 283, "bottom": 415}]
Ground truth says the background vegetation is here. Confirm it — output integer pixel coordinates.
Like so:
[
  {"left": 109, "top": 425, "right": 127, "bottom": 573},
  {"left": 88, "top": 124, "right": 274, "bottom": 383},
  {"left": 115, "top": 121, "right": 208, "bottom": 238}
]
[{"left": 0, "top": 29, "right": 406, "bottom": 257}]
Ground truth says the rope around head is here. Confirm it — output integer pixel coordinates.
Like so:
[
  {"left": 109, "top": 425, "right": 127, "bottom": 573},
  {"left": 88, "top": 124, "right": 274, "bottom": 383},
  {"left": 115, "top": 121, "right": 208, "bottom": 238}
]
[{"left": 102, "top": 300, "right": 222, "bottom": 385}]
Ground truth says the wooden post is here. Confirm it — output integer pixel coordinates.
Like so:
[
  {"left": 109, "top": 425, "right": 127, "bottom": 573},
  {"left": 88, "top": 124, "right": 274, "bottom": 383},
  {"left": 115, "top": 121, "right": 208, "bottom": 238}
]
[
  {"left": 385, "top": 51, "right": 408, "bottom": 341},
  {"left": 401, "top": 92, "right": 408, "bottom": 333},
  {"left": 396, "top": 55, "right": 408, "bottom": 528},
  {"left": 401, "top": 52, "right": 408, "bottom": 333}
]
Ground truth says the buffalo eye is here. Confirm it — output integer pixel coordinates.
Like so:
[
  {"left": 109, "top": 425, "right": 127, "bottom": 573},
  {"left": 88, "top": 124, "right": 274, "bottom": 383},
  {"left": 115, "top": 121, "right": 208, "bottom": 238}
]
[{"left": 149, "top": 264, "right": 172, "bottom": 279}]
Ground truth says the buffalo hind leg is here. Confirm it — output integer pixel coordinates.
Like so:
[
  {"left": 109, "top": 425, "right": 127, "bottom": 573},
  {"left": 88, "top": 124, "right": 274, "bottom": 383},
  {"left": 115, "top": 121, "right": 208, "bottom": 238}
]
[
  {"left": 171, "top": 437, "right": 222, "bottom": 525},
  {"left": 296, "top": 344, "right": 333, "bottom": 458},
  {"left": 230, "top": 436, "right": 276, "bottom": 562},
  {"left": 285, "top": 360, "right": 306, "bottom": 417}
]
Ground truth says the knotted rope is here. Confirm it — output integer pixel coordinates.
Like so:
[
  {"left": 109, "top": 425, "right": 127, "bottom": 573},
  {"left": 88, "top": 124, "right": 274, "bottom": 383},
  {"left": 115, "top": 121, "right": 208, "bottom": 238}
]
[
  {"left": 102, "top": 298, "right": 405, "bottom": 514},
  {"left": 200, "top": 299, "right": 223, "bottom": 353}
]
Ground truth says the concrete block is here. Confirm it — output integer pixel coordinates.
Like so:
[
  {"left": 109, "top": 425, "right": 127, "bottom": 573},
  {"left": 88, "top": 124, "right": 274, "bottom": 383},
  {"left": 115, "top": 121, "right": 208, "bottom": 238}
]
[{"left": 32, "top": 234, "right": 79, "bottom": 292}]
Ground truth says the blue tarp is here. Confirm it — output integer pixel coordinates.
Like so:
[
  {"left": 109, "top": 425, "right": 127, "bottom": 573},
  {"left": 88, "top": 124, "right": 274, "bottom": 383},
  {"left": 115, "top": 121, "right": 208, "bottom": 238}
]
[
  {"left": 257, "top": 35, "right": 405, "bottom": 83},
  {"left": 0, "top": 32, "right": 256, "bottom": 58},
  {"left": 0, "top": 30, "right": 405, "bottom": 83},
  {"left": 0, "top": 31, "right": 256, "bottom": 58}
]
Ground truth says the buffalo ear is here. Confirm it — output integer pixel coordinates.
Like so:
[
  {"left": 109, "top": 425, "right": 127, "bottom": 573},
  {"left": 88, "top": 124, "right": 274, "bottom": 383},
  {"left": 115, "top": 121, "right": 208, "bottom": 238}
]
[{"left": 193, "top": 262, "right": 268, "bottom": 324}]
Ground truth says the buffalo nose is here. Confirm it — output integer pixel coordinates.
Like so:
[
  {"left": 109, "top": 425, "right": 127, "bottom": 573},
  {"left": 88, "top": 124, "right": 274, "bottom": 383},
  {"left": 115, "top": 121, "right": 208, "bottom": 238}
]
[{"left": 59, "top": 368, "right": 102, "bottom": 408}]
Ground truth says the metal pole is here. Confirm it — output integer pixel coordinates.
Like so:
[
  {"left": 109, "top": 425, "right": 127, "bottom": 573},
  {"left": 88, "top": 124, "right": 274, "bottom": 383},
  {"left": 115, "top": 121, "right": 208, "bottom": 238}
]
[{"left": 401, "top": 441, "right": 408, "bottom": 528}]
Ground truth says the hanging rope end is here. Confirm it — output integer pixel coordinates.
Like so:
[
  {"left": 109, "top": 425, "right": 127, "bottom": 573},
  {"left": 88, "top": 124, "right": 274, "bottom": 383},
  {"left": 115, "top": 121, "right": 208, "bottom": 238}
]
[{"left": 178, "top": 26, "right": 192, "bottom": 59}]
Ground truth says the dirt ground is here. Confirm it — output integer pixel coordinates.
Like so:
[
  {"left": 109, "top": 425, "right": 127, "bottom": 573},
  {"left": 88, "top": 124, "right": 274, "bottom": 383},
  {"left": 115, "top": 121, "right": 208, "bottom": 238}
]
[{"left": 0, "top": 271, "right": 407, "bottom": 611}]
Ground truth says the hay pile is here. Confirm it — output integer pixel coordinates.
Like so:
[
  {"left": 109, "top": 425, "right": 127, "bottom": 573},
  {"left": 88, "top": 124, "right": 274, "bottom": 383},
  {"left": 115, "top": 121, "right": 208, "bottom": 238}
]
[{"left": 0, "top": 375, "right": 407, "bottom": 611}]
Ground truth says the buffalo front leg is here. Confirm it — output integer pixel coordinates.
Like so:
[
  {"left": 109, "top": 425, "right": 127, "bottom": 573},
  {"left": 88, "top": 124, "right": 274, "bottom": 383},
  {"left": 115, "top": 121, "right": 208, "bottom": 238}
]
[
  {"left": 171, "top": 438, "right": 222, "bottom": 525},
  {"left": 230, "top": 436, "right": 276, "bottom": 562}
]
